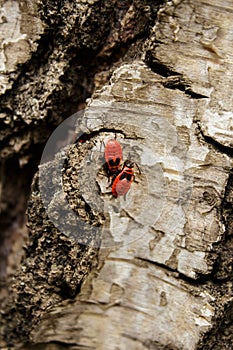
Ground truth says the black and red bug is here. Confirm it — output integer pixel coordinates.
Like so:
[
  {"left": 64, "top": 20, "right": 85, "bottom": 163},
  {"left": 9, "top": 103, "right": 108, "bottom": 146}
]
[
  {"left": 111, "top": 160, "right": 135, "bottom": 198},
  {"left": 104, "top": 138, "right": 123, "bottom": 177}
]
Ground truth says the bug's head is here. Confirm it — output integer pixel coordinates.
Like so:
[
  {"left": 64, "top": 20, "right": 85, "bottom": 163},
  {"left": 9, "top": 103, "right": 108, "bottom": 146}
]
[{"left": 124, "top": 160, "right": 134, "bottom": 168}]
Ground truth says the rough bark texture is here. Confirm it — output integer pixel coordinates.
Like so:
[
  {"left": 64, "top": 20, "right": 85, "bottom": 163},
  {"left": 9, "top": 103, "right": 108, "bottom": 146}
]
[
  {"left": 0, "top": 0, "right": 159, "bottom": 279},
  {"left": 0, "top": 0, "right": 232, "bottom": 349}
]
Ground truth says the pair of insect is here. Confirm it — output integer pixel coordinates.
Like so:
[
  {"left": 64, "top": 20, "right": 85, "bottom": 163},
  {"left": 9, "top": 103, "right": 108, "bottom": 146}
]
[{"left": 104, "top": 138, "right": 138, "bottom": 198}]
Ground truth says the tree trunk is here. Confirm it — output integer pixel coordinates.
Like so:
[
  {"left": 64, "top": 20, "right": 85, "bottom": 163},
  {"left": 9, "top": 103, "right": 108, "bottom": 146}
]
[{"left": 0, "top": 1, "right": 232, "bottom": 349}]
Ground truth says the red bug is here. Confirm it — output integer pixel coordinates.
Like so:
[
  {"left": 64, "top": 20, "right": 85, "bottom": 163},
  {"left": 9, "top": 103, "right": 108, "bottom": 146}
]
[
  {"left": 111, "top": 160, "right": 135, "bottom": 198},
  {"left": 104, "top": 138, "right": 123, "bottom": 176}
]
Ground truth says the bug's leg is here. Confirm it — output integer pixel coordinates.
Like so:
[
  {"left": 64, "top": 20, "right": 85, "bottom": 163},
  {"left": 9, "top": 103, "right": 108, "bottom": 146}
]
[
  {"left": 103, "top": 161, "right": 108, "bottom": 173},
  {"left": 106, "top": 174, "right": 115, "bottom": 188},
  {"left": 135, "top": 162, "right": 141, "bottom": 174},
  {"left": 103, "top": 161, "right": 113, "bottom": 178},
  {"left": 107, "top": 168, "right": 121, "bottom": 189}
]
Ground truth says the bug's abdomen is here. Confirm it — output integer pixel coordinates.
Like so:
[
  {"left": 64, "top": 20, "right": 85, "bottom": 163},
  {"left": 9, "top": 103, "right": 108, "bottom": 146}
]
[
  {"left": 114, "top": 178, "right": 132, "bottom": 197},
  {"left": 112, "top": 168, "right": 134, "bottom": 197},
  {"left": 104, "top": 139, "right": 123, "bottom": 174}
]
